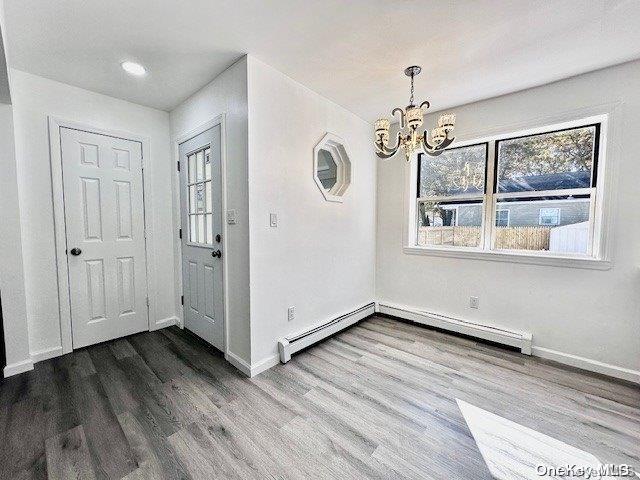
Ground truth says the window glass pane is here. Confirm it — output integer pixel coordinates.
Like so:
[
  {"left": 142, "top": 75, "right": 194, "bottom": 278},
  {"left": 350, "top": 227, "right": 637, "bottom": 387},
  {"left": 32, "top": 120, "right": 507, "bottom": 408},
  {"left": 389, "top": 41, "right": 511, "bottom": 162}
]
[
  {"left": 195, "top": 183, "right": 205, "bottom": 213},
  {"left": 205, "top": 148, "right": 211, "bottom": 180},
  {"left": 197, "top": 214, "right": 205, "bottom": 243},
  {"left": 189, "top": 185, "right": 196, "bottom": 213},
  {"left": 205, "top": 181, "right": 212, "bottom": 213},
  {"left": 205, "top": 214, "right": 213, "bottom": 244},
  {"left": 493, "top": 196, "right": 590, "bottom": 254},
  {"left": 189, "top": 215, "right": 197, "bottom": 242},
  {"left": 496, "top": 125, "right": 596, "bottom": 193},
  {"left": 417, "top": 200, "right": 482, "bottom": 247},
  {"left": 196, "top": 150, "right": 204, "bottom": 181},
  {"left": 188, "top": 154, "right": 196, "bottom": 183},
  {"left": 419, "top": 144, "right": 486, "bottom": 197}
]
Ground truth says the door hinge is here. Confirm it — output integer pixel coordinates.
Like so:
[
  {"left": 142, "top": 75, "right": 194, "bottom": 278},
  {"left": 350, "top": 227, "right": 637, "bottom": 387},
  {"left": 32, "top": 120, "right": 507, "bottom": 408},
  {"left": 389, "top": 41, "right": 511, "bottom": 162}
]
[
  {"left": 179, "top": 228, "right": 182, "bottom": 239},
  {"left": 177, "top": 160, "right": 180, "bottom": 172},
  {"left": 181, "top": 295, "right": 184, "bottom": 305},
  {"left": 146, "top": 296, "right": 149, "bottom": 307}
]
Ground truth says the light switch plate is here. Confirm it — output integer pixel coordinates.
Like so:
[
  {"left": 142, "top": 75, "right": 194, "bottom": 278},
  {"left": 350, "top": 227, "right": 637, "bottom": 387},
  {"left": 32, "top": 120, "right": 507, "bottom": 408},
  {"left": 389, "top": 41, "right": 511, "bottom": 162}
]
[
  {"left": 226, "top": 209, "right": 237, "bottom": 225},
  {"left": 270, "top": 213, "right": 277, "bottom": 227}
]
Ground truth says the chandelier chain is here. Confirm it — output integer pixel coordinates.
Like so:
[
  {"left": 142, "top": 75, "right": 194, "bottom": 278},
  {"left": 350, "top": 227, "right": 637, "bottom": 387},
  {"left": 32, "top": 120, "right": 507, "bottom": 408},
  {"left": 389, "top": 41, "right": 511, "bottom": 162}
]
[{"left": 409, "top": 72, "right": 415, "bottom": 105}]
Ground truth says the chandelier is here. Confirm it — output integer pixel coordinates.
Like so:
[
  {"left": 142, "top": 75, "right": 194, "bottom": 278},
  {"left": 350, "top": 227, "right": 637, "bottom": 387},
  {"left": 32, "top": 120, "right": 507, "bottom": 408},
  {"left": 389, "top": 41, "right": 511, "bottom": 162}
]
[{"left": 374, "top": 66, "right": 456, "bottom": 161}]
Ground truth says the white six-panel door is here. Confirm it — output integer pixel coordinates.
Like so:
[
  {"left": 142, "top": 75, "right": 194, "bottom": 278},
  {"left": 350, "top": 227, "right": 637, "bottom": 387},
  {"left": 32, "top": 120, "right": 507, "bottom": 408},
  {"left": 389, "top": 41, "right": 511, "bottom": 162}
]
[{"left": 60, "top": 127, "right": 148, "bottom": 348}]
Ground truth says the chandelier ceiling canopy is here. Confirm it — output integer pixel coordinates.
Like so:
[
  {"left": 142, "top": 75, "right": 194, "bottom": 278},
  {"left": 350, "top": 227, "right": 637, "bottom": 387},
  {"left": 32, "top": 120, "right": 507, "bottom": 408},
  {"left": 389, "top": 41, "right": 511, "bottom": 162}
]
[{"left": 374, "top": 66, "right": 456, "bottom": 161}]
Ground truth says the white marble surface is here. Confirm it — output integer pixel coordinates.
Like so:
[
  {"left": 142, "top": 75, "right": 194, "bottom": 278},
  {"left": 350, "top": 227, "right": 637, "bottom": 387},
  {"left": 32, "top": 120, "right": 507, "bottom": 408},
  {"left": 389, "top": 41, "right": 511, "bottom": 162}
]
[{"left": 457, "top": 399, "right": 617, "bottom": 480}]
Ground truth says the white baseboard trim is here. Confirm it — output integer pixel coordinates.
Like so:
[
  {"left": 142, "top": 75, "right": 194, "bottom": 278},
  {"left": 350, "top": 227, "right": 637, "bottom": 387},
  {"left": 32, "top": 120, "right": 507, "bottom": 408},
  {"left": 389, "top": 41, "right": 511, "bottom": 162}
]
[
  {"left": 225, "top": 351, "right": 281, "bottom": 378},
  {"left": 532, "top": 346, "right": 640, "bottom": 385},
  {"left": 3, "top": 358, "right": 34, "bottom": 377},
  {"left": 31, "top": 345, "right": 64, "bottom": 363},
  {"left": 378, "top": 302, "right": 532, "bottom": 355},
  {"left": 225, "top": 350, "right": 252, "bottom": 376},
  {"left": 152, "top": 316, "right": 178, "bottom": 331},
  {"left": 250, "top": 354, "right": 280, "bottom": 377},
  {"left": 22, "top": 318, "right": 177, "bottom": 371}
]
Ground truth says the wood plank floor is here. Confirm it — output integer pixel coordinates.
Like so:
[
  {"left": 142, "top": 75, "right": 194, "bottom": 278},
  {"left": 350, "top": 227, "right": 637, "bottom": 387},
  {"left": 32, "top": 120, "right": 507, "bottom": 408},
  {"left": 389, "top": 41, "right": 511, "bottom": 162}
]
[{"left": 1, "top": 316, "right": 638, "bottom": 479}]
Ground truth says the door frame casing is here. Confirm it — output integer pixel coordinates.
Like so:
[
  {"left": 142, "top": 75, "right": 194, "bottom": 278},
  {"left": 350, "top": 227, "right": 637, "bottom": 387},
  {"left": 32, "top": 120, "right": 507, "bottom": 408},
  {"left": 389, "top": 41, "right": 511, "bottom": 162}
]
[
  {"left": 173, "top": 114, "right": 229, "bottom": 356},
  {"left": 48, "top": 117, "right": 157, "bottom": 354}
]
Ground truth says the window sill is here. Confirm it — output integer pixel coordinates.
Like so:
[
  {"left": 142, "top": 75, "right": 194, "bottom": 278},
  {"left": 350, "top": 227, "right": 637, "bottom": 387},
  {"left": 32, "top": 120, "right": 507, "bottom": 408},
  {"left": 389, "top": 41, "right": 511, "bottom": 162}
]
[{"left": 402, "top": 246, "right": 612, "bottom": 270}]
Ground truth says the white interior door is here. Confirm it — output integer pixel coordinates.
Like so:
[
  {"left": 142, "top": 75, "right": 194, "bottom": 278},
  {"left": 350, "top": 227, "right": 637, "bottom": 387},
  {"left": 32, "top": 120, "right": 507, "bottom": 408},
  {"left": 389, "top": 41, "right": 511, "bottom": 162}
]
[
  {"left": 179, "top": 126, "right": 224, "bottom": 351},
  {"left": 60, "top": 127, "right": 148, "bottom": 348}
]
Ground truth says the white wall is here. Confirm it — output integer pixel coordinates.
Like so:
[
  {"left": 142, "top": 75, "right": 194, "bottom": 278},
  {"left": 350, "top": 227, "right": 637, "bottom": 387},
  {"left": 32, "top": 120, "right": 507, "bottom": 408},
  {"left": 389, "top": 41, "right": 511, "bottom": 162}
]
[
  {"left": 170, "top": 57, "right": 251, "bottom": 364},
  {"left": 0, "top": 103, "right": 31, "bottom": 374},
  {"left": 376, "top": 60, "right": 640, "bottom": 377},
  {"left": 247, "top": 56, "right": 376, "bottom": 366},
  {"left": 0, "top": 2, "right": 31, "bottom": 375},
  {"left": 10, "top": 69, "right": 175, "bottom": 357}
]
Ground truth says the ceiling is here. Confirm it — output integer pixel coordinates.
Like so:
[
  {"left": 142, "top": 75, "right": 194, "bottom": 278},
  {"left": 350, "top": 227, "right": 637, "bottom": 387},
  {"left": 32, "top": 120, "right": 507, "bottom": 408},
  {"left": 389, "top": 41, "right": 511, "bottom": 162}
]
[{"left": 3, "top": 0, "right": 640, "bottom": 121}]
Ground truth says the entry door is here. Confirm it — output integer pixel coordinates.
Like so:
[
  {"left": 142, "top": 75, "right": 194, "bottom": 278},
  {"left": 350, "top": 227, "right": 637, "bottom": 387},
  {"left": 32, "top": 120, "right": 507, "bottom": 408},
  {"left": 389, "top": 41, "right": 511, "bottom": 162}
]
[
  {"left": 179, "top": 126, "right": 224, "bottom": 351},
  {"left": 60, "top": 127, "right": 148, "bottom": 348}
]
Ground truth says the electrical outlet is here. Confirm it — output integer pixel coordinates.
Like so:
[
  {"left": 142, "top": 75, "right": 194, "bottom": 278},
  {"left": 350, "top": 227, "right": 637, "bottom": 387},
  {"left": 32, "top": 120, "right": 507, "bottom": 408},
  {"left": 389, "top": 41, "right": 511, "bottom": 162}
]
[
  {"left": 470, "top": 296, "right": 479, "bottom": 309},
  {"left": 270, "top": 213, "right": 278, "bottom": 227},
  {"left": 287, "top": 306, "right": 295, "bottom": 322}
]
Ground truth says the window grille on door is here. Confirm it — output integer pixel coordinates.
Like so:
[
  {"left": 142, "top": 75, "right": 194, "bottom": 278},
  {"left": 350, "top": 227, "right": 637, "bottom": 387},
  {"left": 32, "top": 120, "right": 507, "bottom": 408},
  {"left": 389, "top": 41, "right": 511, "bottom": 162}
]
[{"left": 187, "top": 147, "right": 213, "bottom": 245}]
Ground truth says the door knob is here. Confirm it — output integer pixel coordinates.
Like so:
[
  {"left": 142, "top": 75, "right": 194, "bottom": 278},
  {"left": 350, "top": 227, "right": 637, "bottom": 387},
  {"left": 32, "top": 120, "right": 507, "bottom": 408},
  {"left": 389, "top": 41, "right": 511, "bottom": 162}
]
[
  {"left": 70, "top": 247, "right": 82, "bottom": 256},
  {"left": 211, "top": 250, "right": 222, "bottom": 258}
]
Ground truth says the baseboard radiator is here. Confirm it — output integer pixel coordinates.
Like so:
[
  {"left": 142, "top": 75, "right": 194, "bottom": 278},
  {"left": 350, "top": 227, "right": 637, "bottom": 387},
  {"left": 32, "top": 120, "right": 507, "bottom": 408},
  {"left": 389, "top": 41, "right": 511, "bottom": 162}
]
[
  {"left": 377, "top": 302, "right": 532, "bottom": 355},
  {"left": 278, "top": 302, "right": 375, "bottom": 363}
]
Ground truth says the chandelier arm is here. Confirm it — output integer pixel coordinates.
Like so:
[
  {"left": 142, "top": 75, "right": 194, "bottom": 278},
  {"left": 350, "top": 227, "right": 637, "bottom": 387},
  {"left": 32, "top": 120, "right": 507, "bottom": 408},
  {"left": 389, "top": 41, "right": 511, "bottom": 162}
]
[
  {"left": 391, "top": 107, "right": 406, "bottom": 129},
  {"left": 378, "top": 132, "right": 402, "bottom": 153},
  {"left": 419, "top": 100, "right": 430, "bottom": 110},
  {"left": 421, "top": 132, "right": 455, "bottom": 156},
  {"left": 375, "top": 141, "right": 399, "bottom": 158},
  {"left": 375, "top": 148, "right": 399, "bottom": 159},
  {"left": 375, "top": 131, "right": 402, "bottom": 158},
  {"left": 421, "top": 130, "right": 436, "bottom": 151},
  {"left": 422, "top": 130, "right": 455, "bottom": 150}
]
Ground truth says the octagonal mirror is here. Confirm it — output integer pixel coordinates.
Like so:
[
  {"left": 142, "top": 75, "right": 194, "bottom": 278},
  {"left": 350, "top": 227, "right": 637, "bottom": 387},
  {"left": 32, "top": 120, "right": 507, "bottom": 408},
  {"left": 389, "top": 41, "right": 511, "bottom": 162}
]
[{"left": 313, "top": 133, "right": 351, "bottom": 202}]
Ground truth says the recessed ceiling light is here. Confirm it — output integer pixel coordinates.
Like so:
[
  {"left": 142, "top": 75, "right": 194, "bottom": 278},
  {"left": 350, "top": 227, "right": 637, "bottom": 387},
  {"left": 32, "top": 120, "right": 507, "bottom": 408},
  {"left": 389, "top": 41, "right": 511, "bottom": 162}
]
[{"left": 121, "top": 61, "right": 146, "bottom": 76}]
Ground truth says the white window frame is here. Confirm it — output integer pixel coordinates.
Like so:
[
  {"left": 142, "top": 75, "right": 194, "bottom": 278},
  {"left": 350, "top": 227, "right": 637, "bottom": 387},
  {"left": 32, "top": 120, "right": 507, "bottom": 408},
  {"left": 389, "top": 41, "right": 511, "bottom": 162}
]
[
  {"left": 403, "top": 110, "right": 616, "bottom": 270},
  {"left": 538, "top": 207, "right": 561, "bottom": 226}
]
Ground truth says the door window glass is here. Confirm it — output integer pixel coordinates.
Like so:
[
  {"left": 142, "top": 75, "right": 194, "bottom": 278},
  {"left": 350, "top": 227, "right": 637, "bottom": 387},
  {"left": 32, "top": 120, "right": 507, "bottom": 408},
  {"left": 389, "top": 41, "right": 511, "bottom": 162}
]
[{"left": 187, "top": 146, "right": 214, "bottom": 245}]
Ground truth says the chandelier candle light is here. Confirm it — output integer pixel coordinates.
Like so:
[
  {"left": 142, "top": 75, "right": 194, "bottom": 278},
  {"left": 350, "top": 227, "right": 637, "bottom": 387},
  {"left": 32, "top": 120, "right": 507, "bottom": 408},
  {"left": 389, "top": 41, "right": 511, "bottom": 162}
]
[{"left": 374, "top": 66, "right": 456, "bottom": 161}]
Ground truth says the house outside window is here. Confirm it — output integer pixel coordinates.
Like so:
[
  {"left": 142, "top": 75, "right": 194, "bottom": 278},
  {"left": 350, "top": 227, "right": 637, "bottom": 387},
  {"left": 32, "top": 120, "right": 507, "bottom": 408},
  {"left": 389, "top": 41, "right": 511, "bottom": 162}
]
[
  {"left": 539, "top": 208, "right": 560, "bottom": 226},
  {"left": 495, "top": 209, "right": 510, "bottom": 227},
  {"left": 414, "top": 120, "right": 603, "bottom": 259}
]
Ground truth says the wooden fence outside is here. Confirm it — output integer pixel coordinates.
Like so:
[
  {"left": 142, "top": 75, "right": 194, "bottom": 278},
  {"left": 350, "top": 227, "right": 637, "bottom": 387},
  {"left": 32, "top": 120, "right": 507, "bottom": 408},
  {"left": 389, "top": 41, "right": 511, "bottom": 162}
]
[
  {"left": 494, "top": 226, "right": 550, "bottom": 250},
  {"left": 418, "top": 226, "right": 481, "bottom": 247},
  {"left": 418, "top": 226, "right": 551, "bottom": 250}
]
